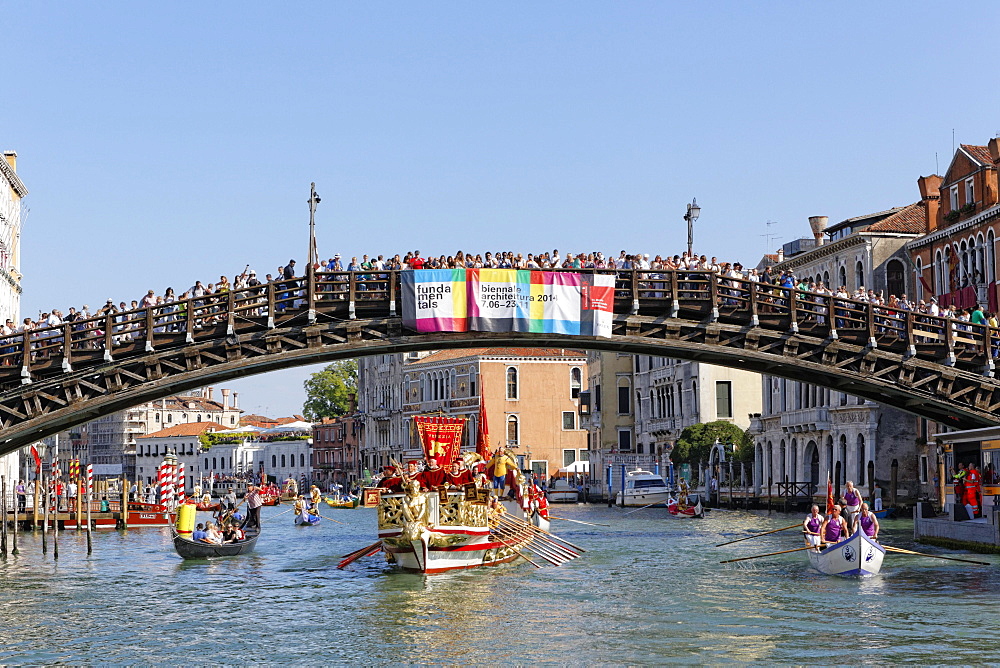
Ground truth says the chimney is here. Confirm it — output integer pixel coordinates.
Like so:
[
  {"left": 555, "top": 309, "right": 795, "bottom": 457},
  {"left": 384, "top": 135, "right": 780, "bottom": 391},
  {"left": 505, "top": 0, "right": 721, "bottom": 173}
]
[
  {"left": 777, "top": 247, "right": 784, "bottom": 263},
  {"left": 232, "top": 392, "right": 239, "bottom": 409},
  {"left": 808, "top": 216, "right": 828, "bottom": 246},
  {"left": 917, "top": 174, "right": 943, "bottom": 232},
  {"left": 348, "top": 391, "right": 357, "bottom": 413},
  {"left": 221, "top": 388, "right": 230, "bottom": 410},
  {"left": 3, "top": 150, "right": 16, "bottom": 172},
  {"left": 206, "top": 387, "right": 214, "bottom": 401}
]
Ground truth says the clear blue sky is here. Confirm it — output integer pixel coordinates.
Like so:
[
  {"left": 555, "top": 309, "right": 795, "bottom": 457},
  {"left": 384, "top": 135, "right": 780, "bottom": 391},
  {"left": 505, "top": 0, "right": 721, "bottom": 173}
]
[{"left": 4, "top": 2, "right": 1000, "bottom": 417}]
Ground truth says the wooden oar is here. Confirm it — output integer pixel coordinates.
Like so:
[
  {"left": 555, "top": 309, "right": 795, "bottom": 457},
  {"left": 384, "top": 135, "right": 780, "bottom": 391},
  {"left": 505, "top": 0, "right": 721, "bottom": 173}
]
[
  {"left": 719, "top": 544, "right": 825, "bottom": 564},
  {"left": 884, "top": 545, "right": 991, "bottom": 566},
  {"left": 547, "top": 515, "right": 610, "bottom": 528},
  {"left": 622, "top": 500, "right": 664, "bottom": 515},
  {"left": 337, "top": 540, "right": 383, "bottom": 569},
  {"left": 263, "top": 505, "right": 295, "bottom": 521},
  {"left": 492, "top": 523, "right": 571, "bottom": 564},
  {"left": 497, "top": 515, "right": 586, "bottom": 553},
  {"left": 715, "top": 522, "right": 802, "bottom": 547},
  {"left": 312, "top": 511, "right": 346, "bottom": 525},
  {"left": 496, "top": 516, "right": 584, "bottom": 556}
]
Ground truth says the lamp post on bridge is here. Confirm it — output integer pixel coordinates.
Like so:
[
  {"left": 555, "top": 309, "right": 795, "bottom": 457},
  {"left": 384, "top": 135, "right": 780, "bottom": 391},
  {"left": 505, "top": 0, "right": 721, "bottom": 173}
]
[
  {"left": 684, "top": 198, "right": 701, "bottom": 258},
  {"left": 307, "top": 183, "right": 321, "bottom": 322},
  {"left": 307, "top": 183, "right": 321, "bottom": 268}
]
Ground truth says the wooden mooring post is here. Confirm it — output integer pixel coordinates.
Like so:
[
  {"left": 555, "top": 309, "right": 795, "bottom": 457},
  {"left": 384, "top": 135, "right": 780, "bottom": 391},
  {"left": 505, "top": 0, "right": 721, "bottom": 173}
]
[
  {"left": 75, "top": 475, "right": 83, "bottom": 530},
  {"left": 1, "top": 475, "right": 8, "bottom": 558},
  {"left": 120, "top": 475, "right": 128, "bottom": 530},
  {"left": 41, "top": 476, "right": 48, "bottom": 555}
]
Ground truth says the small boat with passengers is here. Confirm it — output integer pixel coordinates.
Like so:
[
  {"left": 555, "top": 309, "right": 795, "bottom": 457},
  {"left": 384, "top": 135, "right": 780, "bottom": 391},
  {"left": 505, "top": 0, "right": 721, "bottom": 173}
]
[
  {"left": 807, "top": 529, "right": 885, "bottom": 577},
  {"left": 171, "top": 502, "right": 259, "bottom": 559}
]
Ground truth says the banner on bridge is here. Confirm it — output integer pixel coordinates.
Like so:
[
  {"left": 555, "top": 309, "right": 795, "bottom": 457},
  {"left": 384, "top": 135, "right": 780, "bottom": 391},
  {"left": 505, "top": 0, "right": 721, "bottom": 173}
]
[{"left": 401, "top": 269, "right": 614, "bottom": 337}]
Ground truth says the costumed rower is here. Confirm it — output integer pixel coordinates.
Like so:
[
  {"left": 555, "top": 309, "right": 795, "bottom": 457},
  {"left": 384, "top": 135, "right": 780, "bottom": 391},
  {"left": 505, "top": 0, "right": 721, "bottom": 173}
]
[
  {"left": 854, "top": 503, "right": 879, "bottom": 541},
  {"left": 819, "top": 504, "right": 849, "bottom": 545},
  {"left": 446, "top": 459, "right": 474, "bottom": 488},
  {"left": 802, "top": 504, "right": 824, "bottom": 549},
  {"left": 842, "top": 480, "right": 862, "bottom": 530},
  {"left": 379, "top": 466, "right": 404, "bottom": 493},
  {"left": 417, "top": 458, "right": 448, "bottom": 490}
]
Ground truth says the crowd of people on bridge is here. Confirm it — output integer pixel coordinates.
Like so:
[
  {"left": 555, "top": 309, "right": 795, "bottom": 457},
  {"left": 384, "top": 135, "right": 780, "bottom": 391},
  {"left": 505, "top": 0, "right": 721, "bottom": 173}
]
[{"left": 4, "top": 248, "right": 998, "bottom": 364}]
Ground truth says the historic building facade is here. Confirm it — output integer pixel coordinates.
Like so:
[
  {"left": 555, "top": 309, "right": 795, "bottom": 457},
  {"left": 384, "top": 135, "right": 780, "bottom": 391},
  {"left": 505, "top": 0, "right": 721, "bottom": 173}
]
[
  {"left": 0, "top": 151, "right": 26, "bottom": 491},
  {"left": 584, "top": 352, "right": 761, "bottom": 499},
  {"left": 358, "top": 348, "right": 587, "bottom": 480},
  {"left": 752, "top": 205, "right": 935, "bottom": 504},
  {"left": 907, "top": 141, "right": 998, "bottom": 310}
]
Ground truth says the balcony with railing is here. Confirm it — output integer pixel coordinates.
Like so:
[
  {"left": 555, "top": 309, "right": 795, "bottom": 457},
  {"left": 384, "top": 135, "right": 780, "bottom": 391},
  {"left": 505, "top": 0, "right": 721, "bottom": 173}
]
[{"left": 778, "top": 407, "right": 830, "bottom": 432}]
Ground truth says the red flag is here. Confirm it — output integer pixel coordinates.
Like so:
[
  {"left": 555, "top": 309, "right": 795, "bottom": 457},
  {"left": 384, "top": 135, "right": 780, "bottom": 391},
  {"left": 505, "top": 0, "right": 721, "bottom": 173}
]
[
  {"left": 826, "top": 471, "right": 835, "bottom": 516},
  {"left": 413, "top": 415, "right": 465, "bottom": 464},
  {"left": 476, "top": 375, "right": 490, "bottom": 460},
  {"left": 30, "top": 445, "right": 41, "bottom": 473}
]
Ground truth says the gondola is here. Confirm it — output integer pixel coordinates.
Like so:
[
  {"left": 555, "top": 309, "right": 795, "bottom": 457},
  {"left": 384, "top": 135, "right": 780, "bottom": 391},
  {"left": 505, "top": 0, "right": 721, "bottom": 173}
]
[
  {"left": 294, "top": 512, "right": 321, "bottom": 526},
  {"left": 172, "top": 526, "right": 260, "bottom": 559}
]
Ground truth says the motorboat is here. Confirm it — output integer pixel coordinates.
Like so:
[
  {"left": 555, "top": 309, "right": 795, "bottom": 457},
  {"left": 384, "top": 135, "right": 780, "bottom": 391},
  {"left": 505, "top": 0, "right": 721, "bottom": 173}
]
[
  {"left": 547, "top": 478, "right": 579, "bottom": 504},
  {"left": 615, "top": 469, "right": 672, "bottom": 507}
]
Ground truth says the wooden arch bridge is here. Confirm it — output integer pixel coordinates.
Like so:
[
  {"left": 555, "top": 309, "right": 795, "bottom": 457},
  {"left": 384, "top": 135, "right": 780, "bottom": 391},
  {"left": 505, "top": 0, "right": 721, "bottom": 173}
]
[{"left": 1, "top": 268, "right": 998, "bottom": 457}]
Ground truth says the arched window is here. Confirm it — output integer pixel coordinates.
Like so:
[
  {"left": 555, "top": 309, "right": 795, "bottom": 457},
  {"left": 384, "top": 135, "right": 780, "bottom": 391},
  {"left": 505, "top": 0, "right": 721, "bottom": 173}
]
[
  {"left": 779, "top": 439, "right": 786, "bottom": 481},
  {"left": 506, "top": 367, "right": 519, "bottom": 400},
  {"left": 886, "top": 259, "right": 905, "bottom": 297},
  {"left": 933, "top": 250, "right": 943, "bottom": 295},
  {"left": 281, "top": 454, "right": 286, "bottom": 467},
  {"left": 838, "top": 265, "right": 847, "bottom": 288},
  {"left": 823, "top": 270, "right": 830, "bottom": 286},
  {"left": 570, "top": 367, "right": 582, "bottom": 399},
  {"left": 838, "top": 434, "right": 848, "bottom": 484},
  {"left": 914, "top": 257, "right": 923, "bottom": 301},
  {"left": 975, "top": 233, "right": 986, "bottom": 284},
  {"left": 167, "top": 414, "right": 173, "bottom": 423},
  {"left": 855, "top": 260, "right": 865, "bottom": 289},
  {"left": 987, "top": 228, "right": 997, "bottom": 284},
  {"left": 690, "top": 380, "right": 698, "bottom": 415},
  {"left": 212, "top": 457, "right": 217, "bottom": 469},
  {"left": 506, "top": 415, "right": 519, "bottom": 446},
  {"left": 272, "top": 455, "right": 277, "bottom": 468},
  {"left": 196, "top": 414, "right": 202, "bottom": 423},
  {"left": 154, "top": 413, "right": 160, "bottom": 422},
  {"left": 299, "top": 453, "right": 304, "bottom": 467}
]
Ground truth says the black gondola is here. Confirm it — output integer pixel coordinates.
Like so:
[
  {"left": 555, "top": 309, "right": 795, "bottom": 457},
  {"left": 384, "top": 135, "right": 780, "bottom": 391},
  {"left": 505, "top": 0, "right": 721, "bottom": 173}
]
[{"left": 172, "top": 526, "right": 260, "bottom": 559}]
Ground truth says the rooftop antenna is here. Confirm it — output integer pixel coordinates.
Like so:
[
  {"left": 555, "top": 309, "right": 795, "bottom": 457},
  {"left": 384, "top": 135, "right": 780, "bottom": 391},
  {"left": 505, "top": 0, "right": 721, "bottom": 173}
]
[
  {"left": 952, "top": 128, "right": 955, "bottom": 155},
  {"left": 760, "top": 219, "right": 781, "bottom": 254},
  {"left": 935, "top": 151, "right": 939, "bottom": 175}
]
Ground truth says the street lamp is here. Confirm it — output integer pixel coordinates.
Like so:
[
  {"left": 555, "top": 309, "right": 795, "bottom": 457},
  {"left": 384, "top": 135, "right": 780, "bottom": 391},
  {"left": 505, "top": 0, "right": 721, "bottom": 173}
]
[
  {"left": 307, "top": 183, "right": 321, "bottom": 268},
  {"left": 684, "top": 198, "right": 701, "bottom": 258}
]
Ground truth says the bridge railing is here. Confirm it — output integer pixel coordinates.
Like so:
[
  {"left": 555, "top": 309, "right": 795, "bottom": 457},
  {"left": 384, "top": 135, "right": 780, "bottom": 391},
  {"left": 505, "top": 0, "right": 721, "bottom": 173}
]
[{"left": 2, "top": 269, "right": 997, "bottom": 387}]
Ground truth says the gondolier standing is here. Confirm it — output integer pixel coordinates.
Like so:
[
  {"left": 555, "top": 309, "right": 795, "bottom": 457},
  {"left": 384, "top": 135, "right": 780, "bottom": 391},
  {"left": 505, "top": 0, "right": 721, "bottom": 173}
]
[
  {"left": 803, "top": 505, "right": 824, "bottom": 549},
  {"left": 245, "top": 484, "right": 263, "bottom": 529},
  {"left": 842, "top": 481, "right": 862, "bottom": 530}
]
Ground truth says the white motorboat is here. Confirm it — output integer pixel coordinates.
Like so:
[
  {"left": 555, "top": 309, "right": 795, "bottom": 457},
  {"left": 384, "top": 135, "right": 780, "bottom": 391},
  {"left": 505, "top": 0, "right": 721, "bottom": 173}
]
[
  {"left": 615, "top": 469, "right": 672, "bottom": 507},
  {"left": 547, "top": 478, "right": 579, "bottom": 504},
  {"left": 807, "top": 530, "right": 885, "bottom": 577}
]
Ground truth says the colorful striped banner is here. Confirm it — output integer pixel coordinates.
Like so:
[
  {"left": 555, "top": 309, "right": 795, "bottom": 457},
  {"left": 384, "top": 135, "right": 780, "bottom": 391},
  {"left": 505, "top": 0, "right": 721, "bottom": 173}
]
[{"left": 401, "top": 269, "right": 614, "bottom": 337}]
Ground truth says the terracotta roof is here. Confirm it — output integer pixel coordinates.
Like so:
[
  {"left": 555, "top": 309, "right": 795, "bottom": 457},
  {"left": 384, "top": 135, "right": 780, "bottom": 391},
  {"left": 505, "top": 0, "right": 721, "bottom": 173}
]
[
  {"left": 865, "top": 202, "right": 928, "bottom": 234},
  {"left": 141, "top": 421, "right": 227, "bottom": 438},
  {"left": 409, "top": 348, "right": 587, "bottom": 365},
  {"left": 274, "top": 415, "right": 306, "bottom": 424},
  {"left": 826, "top": 207, "right": 904, "bottom": 233},
  {"left": 960, "top": 144, "right": 992, "bottom": 166}
]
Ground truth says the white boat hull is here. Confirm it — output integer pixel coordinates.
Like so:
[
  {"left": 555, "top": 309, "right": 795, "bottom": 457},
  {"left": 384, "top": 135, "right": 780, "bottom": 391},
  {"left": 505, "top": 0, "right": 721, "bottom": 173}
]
[
  {"left": 807, "top": 530, "right": 885, "bottom": 577},
  {"left": 547, "top": 491, "right": 579, "bottom": 503},
  {"left": 616, "top": 490, "right": 672, "bottom": 507}
]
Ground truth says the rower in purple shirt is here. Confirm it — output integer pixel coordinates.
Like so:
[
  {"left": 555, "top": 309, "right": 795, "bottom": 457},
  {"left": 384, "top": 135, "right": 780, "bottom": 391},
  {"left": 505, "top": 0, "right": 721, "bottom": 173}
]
[
  {"left": 853, "top": 503, "right": 880, "bottom": 541},
  {"left": 819, "top": 505, "right": 849, "bottom": 545}
]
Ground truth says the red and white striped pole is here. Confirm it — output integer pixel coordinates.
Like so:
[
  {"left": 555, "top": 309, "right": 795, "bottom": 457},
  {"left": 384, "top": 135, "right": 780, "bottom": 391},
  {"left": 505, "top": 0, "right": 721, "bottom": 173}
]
[
  {"left": 86, "top": 464, "right": 93, "bottom": 497},
  {"left": 176, "top": 461, "right": 186, "bottom": 504}
]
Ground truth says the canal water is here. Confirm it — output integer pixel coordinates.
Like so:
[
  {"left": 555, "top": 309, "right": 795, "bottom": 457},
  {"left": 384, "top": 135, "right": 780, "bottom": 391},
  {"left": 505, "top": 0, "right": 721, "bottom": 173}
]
[{"left": 0, "top": 504, "right": 996, "bottom": 664}]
